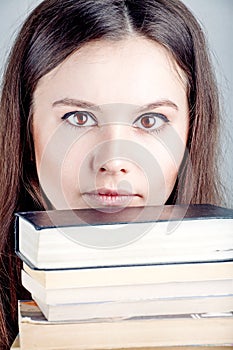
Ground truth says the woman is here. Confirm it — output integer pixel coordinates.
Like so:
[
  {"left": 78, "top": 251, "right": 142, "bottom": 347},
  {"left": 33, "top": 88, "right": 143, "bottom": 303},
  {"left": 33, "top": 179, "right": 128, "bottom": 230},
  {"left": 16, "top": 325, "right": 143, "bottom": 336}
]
[{"left": 0, "top": 0, "right": 224, "bottom": 347}]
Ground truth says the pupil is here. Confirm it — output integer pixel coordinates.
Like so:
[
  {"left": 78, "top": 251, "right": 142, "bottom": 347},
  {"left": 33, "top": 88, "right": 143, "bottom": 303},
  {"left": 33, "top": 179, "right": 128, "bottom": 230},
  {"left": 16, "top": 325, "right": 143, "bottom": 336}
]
[
  {"left": 76, "top": 112, "right": 87, "bottom": 125},
  {"left": 142, "top": 116, "right": 155, "bottom": 128}
]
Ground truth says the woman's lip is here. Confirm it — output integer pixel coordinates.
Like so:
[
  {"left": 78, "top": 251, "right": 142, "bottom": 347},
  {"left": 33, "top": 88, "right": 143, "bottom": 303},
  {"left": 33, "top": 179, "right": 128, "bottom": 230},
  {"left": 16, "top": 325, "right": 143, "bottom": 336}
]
[
  {"left": 84, "top": 189, "right": 138, "bottom": 196},
  {"left": 82, "top": 190, "right": 142, "bottom": 207}
]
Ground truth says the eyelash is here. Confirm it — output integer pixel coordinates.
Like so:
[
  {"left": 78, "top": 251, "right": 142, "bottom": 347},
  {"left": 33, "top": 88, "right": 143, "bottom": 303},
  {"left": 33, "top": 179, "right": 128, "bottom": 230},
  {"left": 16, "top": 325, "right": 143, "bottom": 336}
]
[
  {"left": 133, "top": 112, "right": 169, "bottom": 134},
  {"left": 61, "top": 110, "right": 170, "bottom": 133},
  {"left": 61, "top": 111, "right": 97, "bottom": 128}
]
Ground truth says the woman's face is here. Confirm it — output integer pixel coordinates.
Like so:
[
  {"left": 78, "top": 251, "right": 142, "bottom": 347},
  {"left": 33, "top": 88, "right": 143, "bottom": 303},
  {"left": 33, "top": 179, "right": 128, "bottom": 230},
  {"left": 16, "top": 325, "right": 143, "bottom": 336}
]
[{"left": 33, "top": 37, "right": 189, "bottom": 210}]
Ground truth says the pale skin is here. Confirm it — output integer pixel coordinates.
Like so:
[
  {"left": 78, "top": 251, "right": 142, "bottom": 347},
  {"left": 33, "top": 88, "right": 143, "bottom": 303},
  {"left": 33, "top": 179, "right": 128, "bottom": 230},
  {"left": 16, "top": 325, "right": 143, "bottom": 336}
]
[{"left": 32, "top": 36, "right": 189, "bottom": 210}]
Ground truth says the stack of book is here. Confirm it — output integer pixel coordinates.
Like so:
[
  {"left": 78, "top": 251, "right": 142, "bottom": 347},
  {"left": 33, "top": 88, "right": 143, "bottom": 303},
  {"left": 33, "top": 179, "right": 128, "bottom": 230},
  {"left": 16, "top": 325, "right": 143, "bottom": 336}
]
[{"left": 13, "top": 204, "right": 233, "bottom": 349}]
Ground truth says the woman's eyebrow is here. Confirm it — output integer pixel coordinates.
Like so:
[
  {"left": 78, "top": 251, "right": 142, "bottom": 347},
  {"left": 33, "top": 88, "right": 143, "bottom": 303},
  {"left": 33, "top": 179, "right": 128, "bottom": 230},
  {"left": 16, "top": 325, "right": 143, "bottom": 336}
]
[
  {"left": 52, "top": 98, "right": 178, "bottom": 113},
  {"left": 137, "top": 100, "right": 179, "bottom": 113},
  {"left": 52, "top": 98, "right": 101, "bottom": 112}
]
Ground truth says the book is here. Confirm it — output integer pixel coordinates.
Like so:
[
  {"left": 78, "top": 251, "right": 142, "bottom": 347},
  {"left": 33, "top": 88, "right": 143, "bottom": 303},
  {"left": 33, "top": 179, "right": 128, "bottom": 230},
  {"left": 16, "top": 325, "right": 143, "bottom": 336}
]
[
  {"left": 23, "top": 260, "right": 233, "bottom": 289},
  {"left": 10, "top": 336, "right": 20, "bottom": 350},
  {"left": 15, "top": 204, "right": 233, "bottom": 269},
  {"left": 22, "top": 268, "right": 233, "bottom": 304},
  {"left": 33, "top": 294, "right": 233, "bottom": 322},
  {"left": 10, "top": 335, "right": 233, "bottom": 350},
  {"left": 18, "top": 301, "right": 233, "bottom": 349}
]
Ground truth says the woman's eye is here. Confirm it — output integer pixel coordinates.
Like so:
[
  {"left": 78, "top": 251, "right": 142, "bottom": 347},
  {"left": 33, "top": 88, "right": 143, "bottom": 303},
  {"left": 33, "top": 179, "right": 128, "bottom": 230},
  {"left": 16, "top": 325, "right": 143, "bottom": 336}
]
[
  {"left": 133, "top": 113, "right": 169, "bottom": 131},
  {"left": 61, "top": 111, "right": 97, "bottom": 127}
]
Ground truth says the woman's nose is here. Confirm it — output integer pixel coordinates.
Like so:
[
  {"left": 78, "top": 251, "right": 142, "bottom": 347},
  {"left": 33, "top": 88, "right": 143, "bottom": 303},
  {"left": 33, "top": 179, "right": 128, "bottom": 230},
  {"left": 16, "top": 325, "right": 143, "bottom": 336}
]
[
  {"left": 92, "top": 140, "right": 133, "bottom": 175},
  {"left": 91, "top": 126, "right": 134, "bottom": 175},
  {"left": 99, "top": 159, "right": 129, "bottom": 175}
]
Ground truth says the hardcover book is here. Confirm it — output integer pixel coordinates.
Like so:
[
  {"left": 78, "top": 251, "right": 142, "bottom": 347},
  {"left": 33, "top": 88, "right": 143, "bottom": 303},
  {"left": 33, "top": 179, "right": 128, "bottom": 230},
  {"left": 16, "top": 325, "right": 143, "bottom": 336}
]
[
  {"left": 23, "top": 260, "right": 233, "bottom": 289},
  {"left": 18, "top": 301, "right": 233, "bottom": 349},
  {"left": 15, "top": 204, "right": 233, "bottom": 269},
  {"left": 33, "top": 294, "right": 233, "bottom": 322},
  {"left": 22, "top": 268, "right": 233, "bottom": 305}
]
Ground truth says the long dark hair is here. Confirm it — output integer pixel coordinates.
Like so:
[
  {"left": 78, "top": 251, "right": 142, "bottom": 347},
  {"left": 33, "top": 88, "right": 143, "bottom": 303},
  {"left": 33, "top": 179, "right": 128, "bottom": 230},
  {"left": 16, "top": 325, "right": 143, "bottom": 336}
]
[{"left": 0, "top": 0, "right": 223, "bottom": 346}]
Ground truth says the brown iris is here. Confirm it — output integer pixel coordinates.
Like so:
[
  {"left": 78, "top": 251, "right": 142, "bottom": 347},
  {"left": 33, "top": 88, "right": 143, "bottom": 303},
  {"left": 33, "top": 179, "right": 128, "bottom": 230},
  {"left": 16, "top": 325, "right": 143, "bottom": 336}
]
[
  {"left": 140, "top": 115, "right": 156, "bottom": 129},
  {"left": 74, "top": 112, "right": 88, "bottom": 125}
]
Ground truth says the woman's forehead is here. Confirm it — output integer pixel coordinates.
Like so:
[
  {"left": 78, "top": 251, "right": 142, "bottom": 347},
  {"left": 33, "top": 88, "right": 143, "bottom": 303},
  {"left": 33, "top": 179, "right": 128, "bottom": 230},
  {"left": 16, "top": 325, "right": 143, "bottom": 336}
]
[{"left": 34, "top": 36, "right": 187, "bottom": 107}]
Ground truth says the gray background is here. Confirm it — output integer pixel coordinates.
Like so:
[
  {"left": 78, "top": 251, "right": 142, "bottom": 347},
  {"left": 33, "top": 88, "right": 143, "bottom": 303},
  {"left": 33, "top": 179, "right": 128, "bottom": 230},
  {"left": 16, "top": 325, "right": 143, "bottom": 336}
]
[{"left": 0, "top": 0, "right": 232, "bottom": 207}]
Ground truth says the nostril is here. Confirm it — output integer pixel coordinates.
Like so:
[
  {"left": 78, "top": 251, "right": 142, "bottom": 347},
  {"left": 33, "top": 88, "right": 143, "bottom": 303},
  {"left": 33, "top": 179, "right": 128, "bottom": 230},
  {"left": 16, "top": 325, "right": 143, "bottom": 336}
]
[
  {"left": 98, "top": 161, "right": 129, "bottom": 175},
  {"left": 99, "top": 166, "right": 127, "bottom": 174}
]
